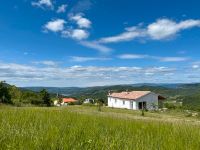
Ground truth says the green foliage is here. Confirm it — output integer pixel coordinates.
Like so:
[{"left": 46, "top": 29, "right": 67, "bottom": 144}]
[
  {"left": 40, "top": 89, "right": 51, "bottom": 107},
  {"left": 0, "top": 81, "right": 12, "bottom": 104},
  {"left": 0, "top": 81, "right": 54, "bottom": 107}
]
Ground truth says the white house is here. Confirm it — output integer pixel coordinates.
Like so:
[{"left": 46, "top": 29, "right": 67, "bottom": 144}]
[
  {"left": 108, "top": 91, "right": 165, "bottom": 110},
  {"left": 84, "top": 98, "right": 95, "bottom": 104}
]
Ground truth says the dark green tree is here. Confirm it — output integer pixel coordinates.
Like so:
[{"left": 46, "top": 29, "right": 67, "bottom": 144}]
[
  {"left": 97, "top": 99, "right": 104, "bottom": 112},
  {"left": 40, "top": 89, "right": 51, "bottom": 107},
  {"left": 0, "top": 81, "right": 12, "bottom": 104}
]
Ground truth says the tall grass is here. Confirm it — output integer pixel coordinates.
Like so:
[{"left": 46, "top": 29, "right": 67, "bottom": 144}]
[{"left": 0, "top": 106, "right": 200, "bottom": 150}]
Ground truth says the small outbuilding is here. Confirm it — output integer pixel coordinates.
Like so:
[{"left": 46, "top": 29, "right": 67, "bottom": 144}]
[
  {"left": 54, "top": 98, "right": 77, "bottom": 106},
  {"left": 84, "top": 98, "right": 95, "bottom": 104},
  {"left": 108, "top": 91, "right": 165, "bottom": 110}
]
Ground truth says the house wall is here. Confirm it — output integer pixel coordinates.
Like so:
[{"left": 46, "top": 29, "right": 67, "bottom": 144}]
[
  {"left": 108, "top": 97, "right": 136, "bottom": 110},
  {"left": 108, "top": 92, "right": 159, "bottom": 110},
  {"left": 136, "top": 93, "right": 158, "bottom": 110}
]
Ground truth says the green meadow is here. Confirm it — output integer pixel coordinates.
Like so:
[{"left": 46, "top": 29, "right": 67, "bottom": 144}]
[{"left": 1, "top": 105, "right": 200, "bottom": 150}]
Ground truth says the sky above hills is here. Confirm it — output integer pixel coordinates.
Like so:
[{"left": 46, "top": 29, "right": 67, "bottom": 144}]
[{"left": 0, "top": 0, "right": 200, "bottom": 87}]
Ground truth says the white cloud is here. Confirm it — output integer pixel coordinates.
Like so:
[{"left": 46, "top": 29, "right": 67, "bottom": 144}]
[
  {"left": 99, "top": 27, "right": 145, "bottom": 43},
  {"left": 32, "top": 0, "right": 53, "bottom": 9},
  {"left": 192, "top": 65, "right": 199, "bottom": 69},
  {"left": 80, "top": 41, "right": 112, "bottom": 53},
  {"left": 158, "top": 57, "right": 189, "bottom": 62},
  {"left": 70, "top": 56, "right": 111, "bottom": 62},
  {"left": 98, "top": 18, "right": 200, "bottom": 43},
  {"left": 147, "top": 19, "right": 200, "bottom": 40},
  {"left": 44, "top": 19, "right": 66, "bottom": 32},
  {"left": 57, "top": 4, "right": 67, "bottom": 13},
  {"left": 69, "top": 29, "right": 89, "bottom": 40},
  {"left": 70, "top": 14, "right": 91, "bottom": 28},
  {"left": 1, "top": 62, "right": 199, "bottom": 87},
  {"left": 118, "top": 54, "right": 147, "bottom": 59},
  {"left": 32, "top": 60, "right": 60, "bottom": 66},
  {"left": 118, "top": 54, "right": 189, "bottom": 62}
]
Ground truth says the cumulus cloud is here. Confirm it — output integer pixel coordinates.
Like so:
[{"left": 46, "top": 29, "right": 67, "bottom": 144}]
[
  {"left": 70, "top": 56, "right": 111, "bottom": 62},
  {"left": 70, "top": 14, "right": 91, "bottom": 28},
  {"left": 147, "top": 19, "right": 200, "bottom": 40},
  {"left": 44, "top": 19, "right": 66, "bottom": 32},
  {"left": 32, "top": 0, "right": 53, "bottom": 9},
  {"left": 80, "top": 41, "right": 112, "bottom": 53},
  {"left": 0, "top": 63, "right": 181, "bottom": 86},
  {"left": 68, "top": 29, "right": 89, "bottom": 40},
  {"left": 57, "top": 4, "right": 67, "bottom": 13},
  {"left": 1, "top": 62, "right": 199, "bottom": 87},
  {"left": 98, "top": 19, "right": 200, "bottom": 43}
]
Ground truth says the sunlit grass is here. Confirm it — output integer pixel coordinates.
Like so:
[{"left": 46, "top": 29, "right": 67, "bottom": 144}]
[{"left": 0, "top": 105, "right": 200, "bottom": 149}]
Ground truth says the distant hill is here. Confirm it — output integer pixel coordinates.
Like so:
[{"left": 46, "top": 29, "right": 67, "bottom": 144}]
[
  {"left": 21, "top": 83, "right": 200, "bottom": 96},
  {"left": 21, "top": 83, "right": 200, "bottom": 110}
]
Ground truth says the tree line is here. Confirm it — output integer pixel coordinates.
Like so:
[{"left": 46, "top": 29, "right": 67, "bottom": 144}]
[{"left": 0, "top": 81, "right": 52, "bottom": 106}]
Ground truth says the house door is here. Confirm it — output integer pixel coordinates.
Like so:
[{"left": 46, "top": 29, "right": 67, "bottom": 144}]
[
  {"left": 130, "top": 101, "right": 133, "bottom": 109},
  {"left": 138, "top": 102, "right": 147, "bottom": 110}
]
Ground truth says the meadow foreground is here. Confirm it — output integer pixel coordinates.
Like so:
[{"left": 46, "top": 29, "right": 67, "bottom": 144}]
[{"left": 1, "top": 105, "right": 200, "bottom": 150}]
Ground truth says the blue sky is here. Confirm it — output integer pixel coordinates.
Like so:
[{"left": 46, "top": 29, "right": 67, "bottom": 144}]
[{"left": 0, "top": 0, "right": 200, "bottom": 87}]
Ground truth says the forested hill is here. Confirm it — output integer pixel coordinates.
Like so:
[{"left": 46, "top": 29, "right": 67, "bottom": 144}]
[
  {"left": 22, "top": 83, "right": 200, "bottom": 97},
  {"left": 21, "top": 83, "right": 200, "bottom": 110}
]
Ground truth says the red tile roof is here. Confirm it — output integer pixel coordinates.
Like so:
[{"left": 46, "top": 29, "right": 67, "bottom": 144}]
[
  {"left": 63, "top": 98, "right": 77, "bottom": 103},
  {"left": 109, "top": 91, "right": 151, "bottom": 100}
]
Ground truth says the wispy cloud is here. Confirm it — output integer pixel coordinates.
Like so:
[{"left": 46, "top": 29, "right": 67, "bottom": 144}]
[
  {"left": 70, "top": 0, "right": 93, "bottom": 13},
  {"left": 70, "top": 56, "right": 111, "bottom": 62},
  {"left": 79, "top": 41, "right": 112, "bottom": 53},
  {"left": 118, "top": 53, "right": 189, "bottom": 62},
  {"left": 32, "top": 60, "right": 60, "bottom": 66},
  {"left": 118, "top": 54, "right": 148, "bottom": 59},
  {"left": 98, "top": 19, "right": 200, "bottom": 43},
  {"left": 99, "top": 26, "right": 146, "bottom": 43},
  {"left": 158, "top": 57, "right": 189, "bottom": 62},
  {"left": 57, "top": 4, "right": 68, "bottom": 13},
  {"left": 32, "top": 0, "right": 53, "bottom": 9}
]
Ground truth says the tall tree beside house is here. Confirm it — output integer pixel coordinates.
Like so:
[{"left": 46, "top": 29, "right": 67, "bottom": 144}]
[
  {"left": 97, "top": 99, "right": 104, "bottom": 112},
  {"left": 0, "top": 81, "right": 12, "bottom": 104},
  {"left": 40, "top": 89, "right": 51, "bottom": 107}
]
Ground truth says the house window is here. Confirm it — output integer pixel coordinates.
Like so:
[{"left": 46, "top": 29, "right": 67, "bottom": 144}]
[
  {"left": 115, "top": 99, "right": 117, "bottom": 103},
  {"left": 123, "top": 101, "right": 125, "bottom": 105}
]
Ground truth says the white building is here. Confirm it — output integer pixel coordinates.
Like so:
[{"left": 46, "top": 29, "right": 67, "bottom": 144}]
[
  {"left": 108, "top": 91, "right": 165, "bottom": 110},
  {"left": 84, "top": 98, "right": 95, "bottom": 104}
]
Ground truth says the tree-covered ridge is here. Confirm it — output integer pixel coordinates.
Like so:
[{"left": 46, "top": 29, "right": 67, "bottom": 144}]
[
  {"left": 0, "top": 81, "right": 52, "bottom": 106},
  {"left": 2, "top": 81, "right": 200, "bottom": 110}
]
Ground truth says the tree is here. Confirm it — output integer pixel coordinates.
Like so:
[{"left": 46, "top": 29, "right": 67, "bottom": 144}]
[
  {"left": 40, "top": 89, "right": 51, "bottom": 107},
  {"left": 58, "top": 94, "right": 63, "bottom": 104},
  {"left": 0, "top": 81, "right": 12, "bottom": 104},
  {"left": 97, "top": 99, "right": 104, "bottom": 112}
]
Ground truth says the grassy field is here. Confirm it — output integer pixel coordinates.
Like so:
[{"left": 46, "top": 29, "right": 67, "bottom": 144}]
[{"left": 1, "top": 105, "right": 200, "bottom": 150}]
